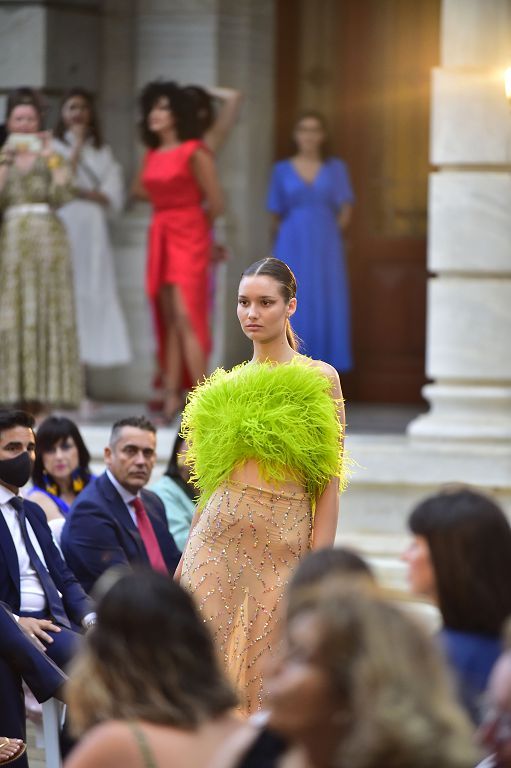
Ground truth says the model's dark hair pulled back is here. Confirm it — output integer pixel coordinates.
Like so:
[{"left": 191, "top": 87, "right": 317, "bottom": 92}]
[
  {"left": 54, "top": 87, "right": 103, "bottom": 148},
  {"left": 138, "top": 80, "right": 197, "bottom": 148},
  {"left": 408, "top": 486, "right": 511, "bottom": 635},
  {"left": 241, "top": 257, "right": 299, "bottom": 351}
]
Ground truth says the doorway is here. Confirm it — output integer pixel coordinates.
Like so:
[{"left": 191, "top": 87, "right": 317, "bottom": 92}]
[{"left": 275, "top": 0, "right": 441, "bottom": 403}]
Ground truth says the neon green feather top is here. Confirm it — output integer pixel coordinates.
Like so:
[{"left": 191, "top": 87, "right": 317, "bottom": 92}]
[{"left": 181, "top": 358, "right": 347, "bottom": 511}]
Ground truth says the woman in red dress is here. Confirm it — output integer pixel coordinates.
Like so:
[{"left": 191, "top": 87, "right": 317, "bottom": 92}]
[{"left": 133, "top": 81, "right": 224, "bottom": 421}]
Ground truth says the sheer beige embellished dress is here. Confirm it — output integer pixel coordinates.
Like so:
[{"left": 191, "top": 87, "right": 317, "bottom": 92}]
[
  {"left": 0, "top": 154, "right": 81, "bottom": 406},
  {"left": 181, "top": 460, "right": 312, "bottom": 713},
  {"left": 180, "top": 360, "right": 344, "bottom": 714}
]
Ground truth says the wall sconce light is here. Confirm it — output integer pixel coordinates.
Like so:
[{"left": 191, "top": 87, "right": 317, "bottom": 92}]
[{"left": 505, "top": 67, "right": 511, "bottom": 103}]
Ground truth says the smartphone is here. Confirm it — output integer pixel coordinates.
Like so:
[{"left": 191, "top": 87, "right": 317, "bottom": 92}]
[{"left": 7, "top": 133, "right": 42, "bottom": 153}]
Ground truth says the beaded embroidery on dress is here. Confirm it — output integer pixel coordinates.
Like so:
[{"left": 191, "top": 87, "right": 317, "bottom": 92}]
[
  {"left": 180, "top": 359, "right": 346, "bottom": 712},
  {"left": 180, "top": 479, "right": 311, "bottom": 712}
]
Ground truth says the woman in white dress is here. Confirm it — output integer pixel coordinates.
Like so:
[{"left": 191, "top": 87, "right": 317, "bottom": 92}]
[{"left": 53, "top": 88, "right": 131, "bottom": 368}]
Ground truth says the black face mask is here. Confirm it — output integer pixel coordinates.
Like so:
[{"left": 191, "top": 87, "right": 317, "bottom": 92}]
[{"left": 0, "top": 452, "right": 32, "bottom": 489}]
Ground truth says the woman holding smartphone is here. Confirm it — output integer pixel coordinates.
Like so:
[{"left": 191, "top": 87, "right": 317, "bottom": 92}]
[{"left": 0, "top": 87, "right": 81, "bottom": 413}]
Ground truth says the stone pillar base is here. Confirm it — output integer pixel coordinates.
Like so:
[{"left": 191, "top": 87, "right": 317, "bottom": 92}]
[{"left": 408, "top": 383, "right": 511, "bottom": 440}]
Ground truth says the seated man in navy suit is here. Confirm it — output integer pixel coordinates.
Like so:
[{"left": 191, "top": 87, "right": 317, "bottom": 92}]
[
  {"left": 0, "top": 602, "right": 67, "bottom": 768},
  {"left": 0, "top": 410, "right": 95, "bottom": 673},
  {"left": 61, "top": 416, "right": 181, "bottom": 594}
]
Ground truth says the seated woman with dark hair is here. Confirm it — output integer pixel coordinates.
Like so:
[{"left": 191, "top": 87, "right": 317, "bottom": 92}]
[
  {"left": 403, "top": 485, "right": 511, "bottom": 723},
  {"left": 64, "top": 569, "right": 239, "bottom": 768},
  {"left": 149, "top": 423, "right": 196, "bottom": 551},
  {"left": 27, "top": 416, "right": 93, "bottom": 542}
]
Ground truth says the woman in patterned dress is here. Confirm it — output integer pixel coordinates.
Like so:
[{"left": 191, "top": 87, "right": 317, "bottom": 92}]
[{"left": 0, "top": 88, "right": 81, "bottom": 411}]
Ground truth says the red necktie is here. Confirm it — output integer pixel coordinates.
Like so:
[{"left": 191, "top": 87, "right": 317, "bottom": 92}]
[{"left": 130, "top": 498, "right": 168, "bottom": 574}]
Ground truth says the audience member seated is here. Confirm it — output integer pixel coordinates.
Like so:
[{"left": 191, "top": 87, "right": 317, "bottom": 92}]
[
  {"left": 403, "top": 485, "right": 511, "bottom": 724},
  {"left": 288, "top": 546, "right": 375, "bottom": 594},
  {"left": 478, "top": 619, "right": 511, "bottom": 768},
  {"left": 27, "top": 416, "right": 93, "bottom": 544},
  {"left": 0, "top": 602, "right": 67, "bottom": 768},
  {"left": 0, "top": 409, "right": 95, "bottom": 674},
  {"left": 211, "top": 582, "right": 477, "bottom": 768},
  {"left": 149, "top": 424, "right": 195, "bottom": 551},
  {"left": 61, "top": 417, "right": 181, "bottom": 594},
  {"left": 64, "top": 569, "right": 240, "bottom": 768}
]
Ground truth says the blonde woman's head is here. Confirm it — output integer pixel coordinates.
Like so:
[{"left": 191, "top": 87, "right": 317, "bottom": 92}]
[{"left": 267, "top": 581, "right": 478, "bottom": 768}]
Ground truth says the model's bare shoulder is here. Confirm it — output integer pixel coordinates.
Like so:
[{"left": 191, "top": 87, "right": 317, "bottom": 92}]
[{"left": 307, "top": 358, "right": 341, "bottom": 390}]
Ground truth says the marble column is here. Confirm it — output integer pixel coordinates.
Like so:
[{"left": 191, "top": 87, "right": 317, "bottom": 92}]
[
  {"left": 89, "top": 0, "right": 275, "bottom": 399},
  {"left": 408, "top": 0, "right": 511, "bottom": 441},
  {"left": 0, "top": 1, "right": 100, "bottom": 120}
]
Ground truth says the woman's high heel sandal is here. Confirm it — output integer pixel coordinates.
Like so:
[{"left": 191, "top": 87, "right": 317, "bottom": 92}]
[{"left": 0, "top": 738, "right": 26, "bottom": 766}]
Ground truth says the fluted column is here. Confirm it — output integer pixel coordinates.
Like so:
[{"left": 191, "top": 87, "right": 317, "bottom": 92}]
[{"left": 408, "top": 0, "right": 511, "bottom": 440}]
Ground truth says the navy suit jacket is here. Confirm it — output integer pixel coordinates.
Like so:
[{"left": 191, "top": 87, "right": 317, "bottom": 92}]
[
  {"left": 0, "top": 498, "right": 92, "bottom": 627},
  {"left": 61, "top": 472, "right": 181, "bottom": 594}
]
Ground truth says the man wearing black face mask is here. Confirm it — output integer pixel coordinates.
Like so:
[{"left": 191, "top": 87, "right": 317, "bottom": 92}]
[{"left": 0, "top": 410, "right": 93, "bottom": 749}]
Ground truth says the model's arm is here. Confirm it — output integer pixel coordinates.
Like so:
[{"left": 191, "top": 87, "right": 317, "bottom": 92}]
[
  {"left": 337, "top": 202, "right": 353, "bottom": 233},
  {"left": 173, "top": 506, "right": 200, "bottom": 581},
  {"left": 191, "top": 148, "right": 224, "bottom": 222},
  {"left": 310, "top": 364, "right": 345, "bottom": 549},
  {"left": 204, "top": 86, "right": 243, "bottom": 154}
]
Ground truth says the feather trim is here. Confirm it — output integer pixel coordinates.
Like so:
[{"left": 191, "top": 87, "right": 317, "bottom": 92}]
[{"left": 181, "top": 359, "right": 348, "bottom": 511}]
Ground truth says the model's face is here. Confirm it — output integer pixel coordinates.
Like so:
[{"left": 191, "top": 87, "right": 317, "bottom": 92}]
[
  {"left": 479, "top": 654, "right": 511, "bottom": 768},
  {"left": 237, "top": 275, "right": 296, "bottom": 345},
  {"left": 293, "top": 116, "right": 325, "bottom": 154},
  {"left": 402, "top": 535, "right": 436, "bottom": 599},
  {"left": 43, "top": 437, "right": 80, "bottom": 482},
  {"left": 7, "top": 105, "right": 40, "bottom": 134},
  {"left": 266, "top": 611, "right": 336, "bottom": 741},
  {"left": 148, "top": 97, "right": 174, "bottom": 135},
  {"left": 104, "top": 427, "right": 156, "bottom": 494},
  {"left": 61, "top": 95, "right": 91, "bottom": 128}
]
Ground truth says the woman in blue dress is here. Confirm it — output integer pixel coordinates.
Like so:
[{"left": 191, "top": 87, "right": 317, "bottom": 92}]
[{"left": 267, "top": 110, "right": 354, "bottom": 371}]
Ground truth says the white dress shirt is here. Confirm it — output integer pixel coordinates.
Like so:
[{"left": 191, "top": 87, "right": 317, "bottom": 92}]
[
  {"left": 0, "top": 484, "right": 47, "bottom": 612},
  {"left": 106, "top": 469, "right": 138, "bottom": 526}
]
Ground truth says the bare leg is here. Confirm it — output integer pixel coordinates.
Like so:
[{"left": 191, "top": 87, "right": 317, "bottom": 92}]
[
  {"left": 173, "top": 286, "right": 207, "bottom": 386},
  {"left": 158, "top": 285, "right": 183, "bottom": 420}
]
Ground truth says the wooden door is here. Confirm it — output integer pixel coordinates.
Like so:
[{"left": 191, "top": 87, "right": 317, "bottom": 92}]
[{"left": 275, "top": 0, "right": 440, "bottom": 403}]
